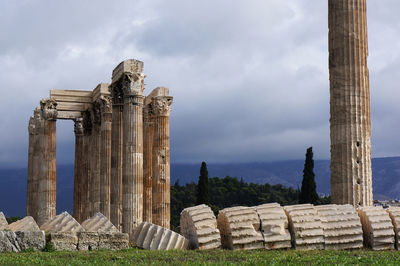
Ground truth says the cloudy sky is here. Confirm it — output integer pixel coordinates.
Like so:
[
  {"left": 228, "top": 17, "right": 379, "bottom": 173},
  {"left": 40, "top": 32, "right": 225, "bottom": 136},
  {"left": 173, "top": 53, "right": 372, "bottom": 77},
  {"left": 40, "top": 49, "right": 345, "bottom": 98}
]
[{"left": 0, "top": 0, "right": 399, "bottom": 167}]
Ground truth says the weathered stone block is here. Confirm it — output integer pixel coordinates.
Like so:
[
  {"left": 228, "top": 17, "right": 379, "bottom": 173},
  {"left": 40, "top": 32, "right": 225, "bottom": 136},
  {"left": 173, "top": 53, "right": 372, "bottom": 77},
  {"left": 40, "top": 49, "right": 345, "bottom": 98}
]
[
  {"left": 112, "top": 59, "right": 144, "bottom": 84},
  {"left": 0, "top": 212, "right": 9, "bottom": 231},
  {"left": 77, "top": 232, "right": 99, "bottom": 251},
  {"left": 386, "top": 207, "right": 400, "bottom": 250},
  {"left": 15, "top": 231, "right": 45, "bottom": 251},
  {"left": 40, "top": 212, "right": 84, "bottom": 233},
  {"left": 256, "top": 203, "right": 291, "bottom": 250},
  {"left": 132, "top": 222, "right": 188, "bottom": 250},
  {"left": 81, "top": 213, "right": 119, "bottom": 233},
  {"left": 358, "top": 206, "right": 395, "bottom": 250},
  {"left": 98, "top": 232, "right": 129, "bottom": 251},
  {"left": 315, "top": 204, "right": 363, "bottom": 250},
  {"left": 180, "top": 204, "right": 221, "bottom": 250},
  {"left": 9, "top": 216, "right": 40, "bottom": 232},
  {"left": 48, "top": 233, "right": 78, "bottom": 251},
  {"left": 0, "top": 231, "right": 20, "bottom": 252},
  {"left": 217, "top": 206, "right": 264, "bottom": 250},
  {"left": 283, "top": 204, "right": 324, "bottom": 250}
]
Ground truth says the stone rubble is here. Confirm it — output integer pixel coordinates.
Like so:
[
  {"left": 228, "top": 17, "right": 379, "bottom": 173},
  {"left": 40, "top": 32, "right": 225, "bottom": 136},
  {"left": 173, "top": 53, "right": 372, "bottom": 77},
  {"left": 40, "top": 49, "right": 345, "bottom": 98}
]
[
  {"left": 386, "top": 207, "right": 400, "bottom": 250},
  {"left": 180, "top": 204, "right": 221, "bottom": 250},
  {"left": 256, "top": 203, "right": 291, "bottom": 249},
  {"left": 0, "top": 212, "right": 9, "bottom": 231},
  {"left": 283, "top": 204, "right": 324, "bottom": 250},
  {"left": 132, "top": 222, "right": 188, "bottom": 250},
  {"left": 315, "top": 204, "right": 363, "bottom": 250},
  {"left": 358, "top": 206, "right": 395, "bottom": 250},
  {"left": 217, "top": 206, "right": 264, "bottom": 250}
]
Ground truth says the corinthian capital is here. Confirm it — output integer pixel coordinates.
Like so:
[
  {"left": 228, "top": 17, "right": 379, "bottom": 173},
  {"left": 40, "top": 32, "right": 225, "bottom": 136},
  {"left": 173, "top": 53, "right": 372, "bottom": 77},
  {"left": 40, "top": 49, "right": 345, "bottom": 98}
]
[
  {"left": 122, "top": 73, "right": 145, "bottom": 97},
  {"left": 99, "top": 95, "right": 112, "bottom": 114},
  {"left": 151, "top": 96, "right": 173, "bottom": 116},
  {"left": 40, "top": 99, "right": 58, "bottom": 120},
  {"left": 74, "top": 117, "right": 84, "bottom": 136}
]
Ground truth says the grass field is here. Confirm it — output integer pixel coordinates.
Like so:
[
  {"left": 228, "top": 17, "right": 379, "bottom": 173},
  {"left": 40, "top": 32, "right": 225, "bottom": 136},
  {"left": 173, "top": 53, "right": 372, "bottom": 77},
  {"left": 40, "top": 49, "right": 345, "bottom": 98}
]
[{"left": 1, "top": 249, "right": 400, "bottom": 265}]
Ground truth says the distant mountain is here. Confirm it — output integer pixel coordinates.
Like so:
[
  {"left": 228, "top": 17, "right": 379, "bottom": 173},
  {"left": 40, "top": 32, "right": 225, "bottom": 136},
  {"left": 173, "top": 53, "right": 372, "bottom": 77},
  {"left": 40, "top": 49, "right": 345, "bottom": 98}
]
[{"left": 1, "top": 157, "right": 400, "bottom": 217}]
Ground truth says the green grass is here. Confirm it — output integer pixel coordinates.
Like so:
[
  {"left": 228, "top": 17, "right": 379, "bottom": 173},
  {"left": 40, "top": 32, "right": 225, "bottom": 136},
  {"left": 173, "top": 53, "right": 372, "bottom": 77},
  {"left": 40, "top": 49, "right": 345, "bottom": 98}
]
[{"left": 1, "top": 249, "right": 400, "bottom": 265}]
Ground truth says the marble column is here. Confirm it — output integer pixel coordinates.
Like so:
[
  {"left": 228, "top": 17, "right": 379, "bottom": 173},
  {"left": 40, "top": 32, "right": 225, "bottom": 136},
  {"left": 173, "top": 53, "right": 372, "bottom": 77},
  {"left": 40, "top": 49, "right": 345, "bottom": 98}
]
[
  {"left": 73, "top": 117, "right": 84, "bottom": 222},
  {"left": 121, "top": 69, "right": 145, "bottom": 237},
  {"left": 27, "top": 108, "right": 41, "bottom": 219},
  {"left": 81, "top": 111, "right": 92, "bottom": 221},
  {"left": 100, "top": 95, "right": 112, "bottom": 219},
  {"left": 111, "top": 87, "right": 124, "bottom": 230},
  {"left": 143, "top": 104, "right": 154, "bottom": 223},
  {"left": 90, "top": 103, "right": 101, "bottom": 216},
  {"left": 329, "top": 0, "right": 373, "bottom": 206},
  {"left": 37, "top": 99, "right": 57, "bottom": 226},
  {"left": 151, "top": 96, "right": 173, "bottom": 229}
]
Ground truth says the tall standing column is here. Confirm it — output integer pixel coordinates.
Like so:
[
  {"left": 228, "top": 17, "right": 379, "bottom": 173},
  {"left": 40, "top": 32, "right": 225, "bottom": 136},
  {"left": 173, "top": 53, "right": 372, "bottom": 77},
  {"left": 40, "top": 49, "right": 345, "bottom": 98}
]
[
  {"left": 111, "top": 87, "right": 124, "bottom": 230},
  {"left": 37, "top": 99, "right": 57, "bottom": 226},
  {"left": 329, "top": 0, "right": 373, "bottom": 206},
  {"left": 100, "top": 96, "right": 112, "bottom": 219},
  {"left": 81, "top": 111, "right": 92, "bottom": 221},
  {"left": 73, "top": 117, "right": 84, "bottom": 222},
  {"left": 143, "top": 104, "right": 154, "bottom": 222},
  {"left": 27, "top": 108, "right": 41, "bottom": 219},
  {"left": 90, "top": 103, "right": 101, "bottom": 216},
  {"left": 151, "top": 96, "right": 173, "bottom": 229}
]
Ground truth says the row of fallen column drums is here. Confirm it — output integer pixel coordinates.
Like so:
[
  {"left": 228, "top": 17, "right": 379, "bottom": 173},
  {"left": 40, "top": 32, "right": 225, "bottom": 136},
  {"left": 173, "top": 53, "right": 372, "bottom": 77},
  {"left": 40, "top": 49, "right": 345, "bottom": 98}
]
[{"left": 133, "top": 203, "right": 400, "bottom": 251}]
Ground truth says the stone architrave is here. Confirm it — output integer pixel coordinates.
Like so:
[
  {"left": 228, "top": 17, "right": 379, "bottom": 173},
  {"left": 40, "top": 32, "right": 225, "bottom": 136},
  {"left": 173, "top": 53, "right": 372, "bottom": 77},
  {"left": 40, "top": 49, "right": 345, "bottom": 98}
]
[
  {"left": 90, "top": 102, "right": 101, "bottom": 217},
  {"left": 217, "top": 206, "right": 264, "bottom": 250},
  {"left": 151, "top": 95, "right": 173, "bottom": 229},
  {"left": 73, "top": 117, "right": 84, "bottom": 222},
  {"left": 329, "top": 0, "right": 373, "bottom": 207},
  {"left": 113, "top": 60, "right": 146, "bottom": 237},
  {"left": 110, "top": 84, "right": 124, "bottom": 231},
  {"left": 36, "top": 99, "right": 57, "bottom": 226},
  {"left": 99, "top": 95, "right": 112, "bottom": 219}
]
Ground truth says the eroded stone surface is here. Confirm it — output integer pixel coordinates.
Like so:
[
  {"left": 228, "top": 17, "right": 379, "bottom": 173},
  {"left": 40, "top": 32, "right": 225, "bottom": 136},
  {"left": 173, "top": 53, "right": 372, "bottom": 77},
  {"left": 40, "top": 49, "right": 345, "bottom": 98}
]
[
  {"left": 81, "top": 213, "right": 119, "bottom": 233},
  {"left": 9, "top": 216, "right": 40, "bottom": 232},
  {"left": 0, "top": 212, "right": 9, "bottom": 231},
  {"left": 0, "top": 231, "right": 45, "bottom": 252},
  {"left": 315, "top": 204, "right": 363, "bottom": 250},
  {"left": 49, "top": 233, "right": 78, "bottom": 251},
  {"left": 77, "top": 232, "right": 99, "bottom": 251},
  {"left": 387, "top": 207, "right": 400, "bottom": 250},
  {"left": 180, "top": 204, "right": 221, "bottom": 250},
  {"left": 98, "top": 232, "right": 129, "bottom": 250},
  {"left": 217, "top": 206, "right": 263, "bottom": 250},
  {"left": 40, "top": 212, "right": 84, "bottom": 233},
  {"left": 283, "top": 204, "right": 324, "bottom": 250},
  {"left": 0, "top": 231, "right": 20, "bottom": 252},
  {"left": 132, "top": 222, "right": 188, "bottom": 250},
  {"left": 256, "top": 203, "right": 291, "bottom": 250},
  {"left": 358, "top": 206, "right": 395, "bottom": 250}
]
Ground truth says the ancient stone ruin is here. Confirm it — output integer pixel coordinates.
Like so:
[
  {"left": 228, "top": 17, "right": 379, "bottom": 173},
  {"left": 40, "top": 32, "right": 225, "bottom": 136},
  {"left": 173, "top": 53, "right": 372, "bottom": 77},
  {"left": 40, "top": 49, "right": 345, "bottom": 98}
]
[
  {"left": 26, "top": 59, "right": 173, "bottom": 240},
  {"left": 328, "top": 0, "right": 373, "bottom": 207}
]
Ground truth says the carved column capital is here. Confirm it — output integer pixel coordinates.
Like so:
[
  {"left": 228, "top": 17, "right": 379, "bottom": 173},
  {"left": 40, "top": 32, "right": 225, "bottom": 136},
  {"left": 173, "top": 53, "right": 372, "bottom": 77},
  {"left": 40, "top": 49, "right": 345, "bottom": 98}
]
[
  {"left": 100, "top": 95, "right": 112, "bottom": 114},
  {"left": 74, "top": 117, "right": 84, "bottom": 136},
  {"left": 91, "top": 101, "right": 102, "bottom": 126},
  {"left": 122, "top": 73, "right": 145, "bottom": 97},
  {"left": 151, "top": 96, "right": 173, "bottom": 116},
  {"left": 40, "top": 99, "right": 58, "bottom": 120}
]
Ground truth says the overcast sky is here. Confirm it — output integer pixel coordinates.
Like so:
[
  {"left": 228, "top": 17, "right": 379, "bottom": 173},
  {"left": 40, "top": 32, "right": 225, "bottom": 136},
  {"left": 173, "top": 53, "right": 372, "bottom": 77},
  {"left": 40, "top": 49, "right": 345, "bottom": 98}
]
[{"left": 0, "top": 0, "right": 399, "bottom": 167}]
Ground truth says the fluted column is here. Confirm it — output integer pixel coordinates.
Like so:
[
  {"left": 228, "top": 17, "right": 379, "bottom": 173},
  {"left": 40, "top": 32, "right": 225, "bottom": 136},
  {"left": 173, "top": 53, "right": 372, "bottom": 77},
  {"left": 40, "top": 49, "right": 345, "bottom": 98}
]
[
  {"left": 100, "top": 96, "right": 112, "bottom": 219},
  {"left": 143, "top": 104, "right": 154, "bottom": 222},
  {"left": 81, "top": 111, "right": 92, "bottom": 221},
  {"left": 36, "top": 99, "right": 57, "bottom": 226},
  {"left": 73, "top": 117, "right": 84, "bottom": 222},
  {"left": 111, "top": 87, "right": 124, "bottom": 230},
  {"left": 329, "top": 0, "right": 373, "bottom": 207},
  {"left": 151, "top": 96, "right": 173, "bottom": 228},
  {"left": 27, "top": 108, "right": 41, "bottom": 218},
  {"left": 90, "top": 103, "right": 101, "bottom": 216}
]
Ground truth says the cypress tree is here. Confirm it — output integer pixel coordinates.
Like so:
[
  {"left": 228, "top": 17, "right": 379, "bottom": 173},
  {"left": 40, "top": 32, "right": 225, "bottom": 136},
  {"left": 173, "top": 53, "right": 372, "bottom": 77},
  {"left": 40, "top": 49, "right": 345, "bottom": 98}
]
[
  {"left": 196, "top": 161, "right": 209, "bottom": 205},
  {"left": 299, "top": 147, "right": 319, "bottom": 204}
]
